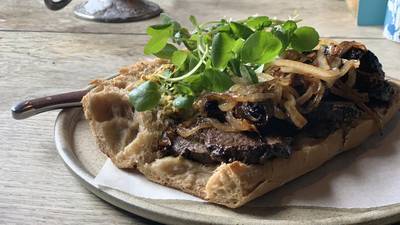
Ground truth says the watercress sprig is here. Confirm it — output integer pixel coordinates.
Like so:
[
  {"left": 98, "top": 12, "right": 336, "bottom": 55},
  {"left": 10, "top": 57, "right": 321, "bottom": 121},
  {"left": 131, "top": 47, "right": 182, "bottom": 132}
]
[{"left": 130, "top": 14, "right": 320, "bottom": 112}]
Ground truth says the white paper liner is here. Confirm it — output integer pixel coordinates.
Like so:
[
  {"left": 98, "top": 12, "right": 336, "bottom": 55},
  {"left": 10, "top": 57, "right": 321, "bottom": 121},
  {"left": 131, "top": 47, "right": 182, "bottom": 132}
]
[
  {"left": 95, "top": 114, "right": 400, "bottom": 208},
  {"left": 94, "top": 159, "right": 204, "bottom": 202}
]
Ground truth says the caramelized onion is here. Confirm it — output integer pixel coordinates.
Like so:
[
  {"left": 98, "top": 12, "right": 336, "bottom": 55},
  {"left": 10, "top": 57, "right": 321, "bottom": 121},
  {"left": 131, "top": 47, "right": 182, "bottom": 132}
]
[
  {"left": 285, "top": 86, "right": 300, "bottom": 98},
  {"left": 225, "top": 111, "right": 257, "bottom": 131},
  {"left": 316, "top": 47, "right": 330, "bottom": 70},
  {"left": 329, "top": 41, "right": 367, "bottom": 57},
  {"left": 327, "top": 56, "right": 342, "bottom": 69},
  {"left": 178, "top": 115, "right": 258, "bottom": 135},
  {"left": 235, "top": 93, "right": 276, "bottom": 102},
  {"left": 274, "top": 106, "right": 287, "bottom": 119},
  {"left": 218, "top": 101, "right": 237, "bottom": 112},
  {"left": 318, "top": 39, "right": 338, "bottom": 46},
  {"left": 176, "top": 112, "right": 257, "bottom": 137},
  {"left": 205, "top": 118, "right": 242, "bottom": 132},
  {"left": 283, "top": 93, "right": 307, "bottom": 128},
  {"left": 176, "top": 122, "right": 212, "bottom": 138},
  {"left": 258, "top": 73, "right": 275, "bottom": 82},
  {"left": 281, "top": 49, "right": 314, "bottom": 63},
  {"left": 281, "top": 49, "right": 303, "bottom": 61},
  {"left": 297, "top": 79, "right": 319, "bottom": 105},
  {"left": 304, "top": 81, "right": 325, "bottom": 113},
  {"left": 202, "top": 92, "right": 275, "bottom": 103},
  {"left": 345, "top": 68, "right": 357, "bottom": 88},
  {"left": 273, "top": 59, "right": 360, "bottom": 87},
  {"left": 229, "top": 84, "right": 246, "bottom": 92},
  {"left": 274, "top": 84, "right": 283, "bottom": 103},
  {"left": 276, "top": 76, "right": 292, "bottom": 86}
]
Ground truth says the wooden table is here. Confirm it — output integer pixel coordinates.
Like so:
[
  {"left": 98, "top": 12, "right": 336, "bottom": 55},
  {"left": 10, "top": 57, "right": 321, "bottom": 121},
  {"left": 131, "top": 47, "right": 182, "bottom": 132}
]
[{"left": 1, "top": 0, "right": 399, "bottom": 224}]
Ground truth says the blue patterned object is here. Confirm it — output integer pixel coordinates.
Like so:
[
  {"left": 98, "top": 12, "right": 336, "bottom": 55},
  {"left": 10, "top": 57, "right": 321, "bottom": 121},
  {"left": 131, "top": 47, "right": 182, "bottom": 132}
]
[
  {"left": 384, "top": 0, "right": 400, "bottom": 42},
  {"left": 357, "top": 0, "right": 388, "bottom": 26}
]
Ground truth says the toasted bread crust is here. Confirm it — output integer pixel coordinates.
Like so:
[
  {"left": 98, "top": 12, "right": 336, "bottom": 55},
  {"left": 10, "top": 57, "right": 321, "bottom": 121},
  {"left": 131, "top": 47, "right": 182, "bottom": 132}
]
[{"left": 82, "top": 60, "right": 400, "bottom": 208}]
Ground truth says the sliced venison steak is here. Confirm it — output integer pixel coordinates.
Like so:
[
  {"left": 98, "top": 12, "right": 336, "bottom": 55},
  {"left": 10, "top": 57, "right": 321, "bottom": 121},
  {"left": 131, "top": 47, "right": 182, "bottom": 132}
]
[
  {"left": 160, "top": 128, "right": 292, "bottom": 165},
  {"left": 205, "top": 129, "right": 292, "bottom": 164},
  {"left": 341, "top": 48, "right": 394, "bottom": 104},
  {"left": 164, "top": 133, "right": 216, "bottom": 164},
  {"left": 304, "top": 101, "right": 362, "bottom": 138}
]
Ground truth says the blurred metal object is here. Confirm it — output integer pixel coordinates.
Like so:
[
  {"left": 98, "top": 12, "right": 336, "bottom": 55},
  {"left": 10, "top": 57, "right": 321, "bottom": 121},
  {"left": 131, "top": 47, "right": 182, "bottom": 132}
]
[
  {"left": 44, "top": 0, "right": 162, "bottom": 22},
  {"left": 44, "top": 0, "right": 73, "bottom": 10},
  {"left": 74, "top": 0, "right": 162, "bottom": 22}
]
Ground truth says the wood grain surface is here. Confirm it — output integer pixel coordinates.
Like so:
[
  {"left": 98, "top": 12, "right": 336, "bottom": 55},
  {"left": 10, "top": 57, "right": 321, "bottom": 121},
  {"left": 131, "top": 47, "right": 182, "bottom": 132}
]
[
  {"left": 0, "top": 0, "right": 385, "bottom": 38},
  {"left": 0, "top": 0, "right": 399, "bottom": 224}
]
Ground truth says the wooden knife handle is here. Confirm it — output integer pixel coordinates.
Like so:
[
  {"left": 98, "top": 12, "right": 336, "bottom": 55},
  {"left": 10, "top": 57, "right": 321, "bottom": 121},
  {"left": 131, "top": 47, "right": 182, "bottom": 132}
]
[{"left": 11, "top": 90, "right": 88, "bottom": 120}]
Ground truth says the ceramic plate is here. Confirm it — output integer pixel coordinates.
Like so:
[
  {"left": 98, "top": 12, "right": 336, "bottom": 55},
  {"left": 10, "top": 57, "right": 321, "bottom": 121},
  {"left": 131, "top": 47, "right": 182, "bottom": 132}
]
[{"left": 54, "top": 107, "right": 400, "bottom": 225}]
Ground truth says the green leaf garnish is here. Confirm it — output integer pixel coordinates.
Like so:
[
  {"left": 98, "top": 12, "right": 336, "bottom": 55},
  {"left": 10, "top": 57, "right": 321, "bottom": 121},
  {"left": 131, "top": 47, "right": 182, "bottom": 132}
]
[
  {"left": 189, "top": 15, "right": 199, "bottom": 28},
  {"left": 171, "top": 50, "right": 189, "bottom": 69},
  {"left": 130, "top": 14, "right": 320, "bottom": 111},
  {"left": 154, "top": 43, "right": 178, "bottom": 59},
  {"left": 160, "top": 13, "right": 181, "bottom": 33},
  {"left": 211, "top": 33, "right": 236, "bottom": 70},
  {"left": 271, "top": 20, "right": 297, "bottom": 52},
  {"left": 204, "top": 69, "right": 234, "bottom": 92},
  {"left": 228, "top": 59, "right": 241, "bottom": 76},
  {"left": 173, "top": 95, "right": 195, "bottom": 109},
  {"left": 144, "top": 24, "right": 174, "bottom": 55},
  {"left": 181, "top": 73, "right": 208, "bottom": 95},
  {"left": 240, "top": 64, "right": 258, "bottom": 84},
  {"left": 175, "top": 83, "right": 194, "bottom": 96},
  {"left": 291, "top": 26, "right": 319, "bottom": 52},
  {"left": 245, "top": 16, "right": 272, "bottom": 30},
  {"left": 282, "top": 20, "right": 297, "bottom": 34},
  {"left": 230, "top": 22, "right": 254, "bottom": 39},
  {"left": 128, "top": 81, "right": 161, "bottom": 111},
  {"left": 231, "top": 38, "right": 245, "bottom": 54},
  {"left": 241, "top": 31, "right": 282, "bottom": 64}
]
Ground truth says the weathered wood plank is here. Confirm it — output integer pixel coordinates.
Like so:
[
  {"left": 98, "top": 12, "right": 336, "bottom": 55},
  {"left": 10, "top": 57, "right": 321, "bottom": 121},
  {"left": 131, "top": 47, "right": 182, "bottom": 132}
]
[
  {"left": 0, "top": 32, "right": 159, "bottom": 225},
  {"left": 1, "top": 32, "right": 398, "bottom": 100},
  {"left": 0, "top": 0, "right": 386, "bottom": 38},
  {"left": 0, "top": 32, "right": 399, "bottom": 225}
]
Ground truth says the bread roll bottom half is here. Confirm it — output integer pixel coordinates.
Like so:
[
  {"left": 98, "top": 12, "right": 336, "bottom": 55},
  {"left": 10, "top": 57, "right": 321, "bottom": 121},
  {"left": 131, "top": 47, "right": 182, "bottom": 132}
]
[{"left": 82, "top": 60, "right": 400, "bottom": 208}]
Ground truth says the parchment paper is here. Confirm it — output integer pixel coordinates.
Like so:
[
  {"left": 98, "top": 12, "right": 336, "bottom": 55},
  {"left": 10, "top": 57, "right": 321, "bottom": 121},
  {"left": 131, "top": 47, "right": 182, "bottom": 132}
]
[{"left": 95, "top": 114, "right": 400, "bottom": 208}]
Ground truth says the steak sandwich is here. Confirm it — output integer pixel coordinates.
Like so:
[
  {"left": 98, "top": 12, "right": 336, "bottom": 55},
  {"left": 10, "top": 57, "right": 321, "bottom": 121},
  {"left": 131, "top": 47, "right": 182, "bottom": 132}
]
[{"left": 82, "top": 15, "right": 400, "bottom": 208}]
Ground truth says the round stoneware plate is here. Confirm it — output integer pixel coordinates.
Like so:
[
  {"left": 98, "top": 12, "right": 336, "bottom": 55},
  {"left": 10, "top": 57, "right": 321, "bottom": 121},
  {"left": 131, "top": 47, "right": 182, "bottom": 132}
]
[{"left": 54, "top": 107, "right": 400, "bottom": 225}]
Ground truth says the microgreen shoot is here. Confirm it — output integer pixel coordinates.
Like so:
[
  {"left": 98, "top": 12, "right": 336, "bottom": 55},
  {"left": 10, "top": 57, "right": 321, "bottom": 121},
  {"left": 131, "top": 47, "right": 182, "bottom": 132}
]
[
  {"left": 130, "top": 14, "right": 320, "bottom": 111},
  {"left": 128, "top": 81, "right": 161, "bottom": 112}
]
